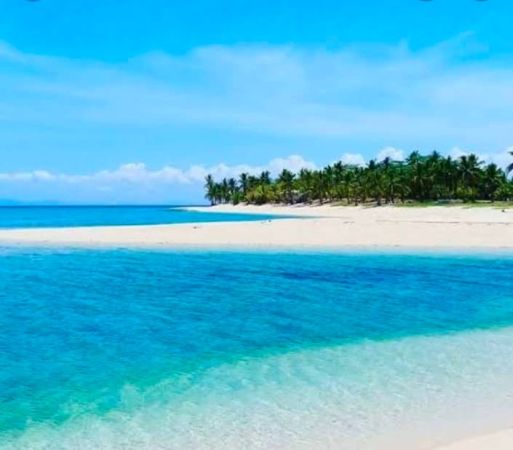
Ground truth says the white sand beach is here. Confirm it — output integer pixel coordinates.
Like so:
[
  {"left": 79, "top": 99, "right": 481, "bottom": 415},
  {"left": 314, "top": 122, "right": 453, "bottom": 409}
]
[
  {"left": 434, "top": 429, "right": 513, "bottom": 450},
  {"left": 0, "top": 204, "right": 512, "bottom": 250}
]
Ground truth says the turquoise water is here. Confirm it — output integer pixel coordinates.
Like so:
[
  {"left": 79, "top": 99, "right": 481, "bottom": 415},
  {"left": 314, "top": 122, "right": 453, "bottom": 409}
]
[
  {"left": 0, "top": 206, "right": 288, "bottom": 229},
  {"left": 2, "top": 249, "right": 513, "bottom": 449}
]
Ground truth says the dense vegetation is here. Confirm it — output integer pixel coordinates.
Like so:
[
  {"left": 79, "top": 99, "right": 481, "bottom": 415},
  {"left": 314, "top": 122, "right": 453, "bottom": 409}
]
[{"left": 205, "top": 151, "right": 513, "bottom": 206}]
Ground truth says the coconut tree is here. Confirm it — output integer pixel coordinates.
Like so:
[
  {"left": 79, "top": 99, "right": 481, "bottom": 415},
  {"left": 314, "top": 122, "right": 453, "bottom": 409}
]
[
  {"left": 342, "top": 167, "right": 358, "bottom": 205},
  {"left": 204, "top": 175, "right": 217, "bottom": 205},
  {"left": 406, "top": 151, "right": 429, "bottom": 201},
  {"left": 481, "top": 163, "right": 505, "bottom": 202},
  {"left": 426, "top": 151, "right": 443, "bottom": 200},
  {"left": 311, "top": 170, "right": 328, "bottom": 204},
  {"left": 246, "top": 183, "right": 274, "bottom": 205},
  {"left": 277, "top": 169, "right": 295, "bottom": 204},
  {"left": 365, "top": 159, "right": 385, "bottom": 205},
  {"left": 296, "top": 169, "right": 314, "bottom": 203},
  {"left": 382, "top": 160, "right": 406, "bottom": 204},
  {"left": 239, "top": 173, "right": 249, "bottom": 200},
  {"left": 458, "top": 154, "right": 482, "bottom": 201},
  {"left": 438, "top": 156, "right": 459, "bottom": 200},
  {"left": 259, "top": 171, "right": 271, "bottom": 186},
  {"left": 507, "top": 150, "right": 513, "bottom": 175},
  {"left": 331, "top": 162, "right": 347, "bottom": 202},
  {"left": 323, "top": 165, "right": 336, "bottom": 202},
  {"left": 204, "top": 149, "right": 512, "bottom": 206}
]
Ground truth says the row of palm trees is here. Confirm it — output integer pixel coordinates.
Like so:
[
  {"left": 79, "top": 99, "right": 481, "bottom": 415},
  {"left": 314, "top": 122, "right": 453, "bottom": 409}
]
[{"left": 205, "top": 151, "right": 513, "bottom": 206}]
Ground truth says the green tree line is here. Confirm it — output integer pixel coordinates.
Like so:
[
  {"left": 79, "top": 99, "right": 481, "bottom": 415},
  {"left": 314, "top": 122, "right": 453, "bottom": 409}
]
[{"left": 205, "top": 151, "right": 513, "bottom": 206}]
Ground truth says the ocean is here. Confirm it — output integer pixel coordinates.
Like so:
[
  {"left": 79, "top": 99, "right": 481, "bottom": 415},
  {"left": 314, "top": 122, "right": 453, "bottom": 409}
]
[
  {"left": 0, "top": 205, "right": 289, "bottom": 229},
  {"left": 1, "top": 248, "right": 513, "bottom": 449}
]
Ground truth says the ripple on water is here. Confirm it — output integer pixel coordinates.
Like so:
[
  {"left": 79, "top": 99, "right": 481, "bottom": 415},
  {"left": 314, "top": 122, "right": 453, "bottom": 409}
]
[
  {"left": 4, "top": 328, "right": 513, "bottom": 449},
  {"left": 1, "top": 250, "right": 513, "bottom": 449}
]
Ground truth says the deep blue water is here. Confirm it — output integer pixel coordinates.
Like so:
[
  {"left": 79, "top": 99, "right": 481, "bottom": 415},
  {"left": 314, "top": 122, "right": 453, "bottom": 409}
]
[
  {"left": 0, "top": 206, "right": 289, "bottom": 229},
  {"left": 1, "top": 249, "right": 513, "bottom": 448}
]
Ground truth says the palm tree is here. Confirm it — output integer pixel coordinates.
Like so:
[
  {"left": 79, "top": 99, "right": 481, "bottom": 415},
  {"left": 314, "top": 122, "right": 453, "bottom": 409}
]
[
  {"left": 365, "top": 160, "right": 385, "bottom": 205},
  {"left": 246, "top": 184, "right": 274, "bottom": 205},
  {"left": 220, "top": 178, "right": 230, "bottom": 203},
  {"left": 332, "top": 162, "right": 347, "bottom": 202},
  {"left": 312, "top": 170, "right": 328, "bottom": 204},
  {"left": 382, "top": 160, "right": 406, "bottom": 204},
  {"left": 259, "top": 171, "right": 271, "bottom": 185},
  {"left": 342, "top": 167, "right": 357, "bottom": 205},
  {"left": 204, "top": 175, "right": 216, "bottom": 205},
  {"left": 239, "top": 173, "right": 249, "bottom": 200},
  {"left": 438, "top": 156, "right": 458, "bottom": 200},
  {"left": 481, "top": 163, "right": 505, "bottom": 202},
  {"left": 507, "top": 150, "right": 513, "bottom": 175},
  {"left": 296, "top": 169, "right": 314, "bottom": 203},
  {"left": 406, "top": 151, "right": 428, "bottom": 201},
  {"left": 277, "top": 169, "right": 295, "bottom": 204},
  {"left": 458, "top": 154, "right": 482, "bottom": 201},
  {"left": 323, "top": 165, "right": 335, "bottom": 202},
  {"left": 204, "top": 150, "right": 511, "bottom": 206},
  {"left": 426, "top": 151, "right": 442, "bottom": 200}
]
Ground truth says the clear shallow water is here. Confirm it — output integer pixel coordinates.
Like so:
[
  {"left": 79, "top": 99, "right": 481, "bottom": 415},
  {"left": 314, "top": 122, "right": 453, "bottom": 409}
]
[
  {"left": 1, "top": 249, "right": 513, "bottom": 449},
  {"left": 0, "top": 206, "right": 288, "bottom": 229}
]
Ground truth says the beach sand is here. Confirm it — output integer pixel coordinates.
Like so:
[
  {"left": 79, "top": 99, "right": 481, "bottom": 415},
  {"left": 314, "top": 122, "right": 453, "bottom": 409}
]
[
  {"left": 0, "top": 204, "right": 512, "bottom": 250},
  {"left": 434, "top": 429, "right": 513, "bottom": 450}
]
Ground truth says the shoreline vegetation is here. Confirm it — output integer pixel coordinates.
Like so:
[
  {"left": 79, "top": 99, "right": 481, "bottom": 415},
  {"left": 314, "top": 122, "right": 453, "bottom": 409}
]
[{"left": 204, "top": 151, "right": 513, "bottom": 207}]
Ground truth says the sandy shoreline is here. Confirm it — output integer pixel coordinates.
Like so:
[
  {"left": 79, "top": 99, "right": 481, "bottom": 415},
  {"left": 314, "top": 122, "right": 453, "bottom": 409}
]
[
  {"left": 0, "top": 204, "right": 512, "bottom": 250},
  {"left": 434, "top": 429, "right": 513, "bottom": 450}
]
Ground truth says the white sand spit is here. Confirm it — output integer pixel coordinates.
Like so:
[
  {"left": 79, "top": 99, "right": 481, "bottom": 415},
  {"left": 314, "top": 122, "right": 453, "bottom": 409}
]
[{"left": 0, "top": 204, "right": 512, "bottom": 249}]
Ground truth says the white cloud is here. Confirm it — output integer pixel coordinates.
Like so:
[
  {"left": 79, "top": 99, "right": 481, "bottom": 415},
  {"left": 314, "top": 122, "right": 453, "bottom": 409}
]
[
  {"left": 3, "top": 35, "right": 513, "bottom": 146},
  {"left": 376, "top": 146, "right": 404, "bottom": 162},
  {"left": 491, "top": 147, "right": 513, "bottom": 170},
  {"left": 0, "top": 170, "right": 55, "bottom": 182},
  {"left": 0, "top": 155, "right": 317, "bottom": 187},
  {"left": 449, "top": 146, "right": 513, "bottom": 170},
  {"left": 448, "top": 146, "right": 469, "bottom": 160},
  {"left": 339, "top": 153, "right": 366, "bottom": 167},
  {"left": 268, "top": 155, "right": 317, "bottom": 174}
]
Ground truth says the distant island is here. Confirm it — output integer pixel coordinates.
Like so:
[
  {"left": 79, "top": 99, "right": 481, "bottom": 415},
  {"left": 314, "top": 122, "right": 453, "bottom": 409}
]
[{"left": 204, "top": 151, "right": 513, "bottom": 206}]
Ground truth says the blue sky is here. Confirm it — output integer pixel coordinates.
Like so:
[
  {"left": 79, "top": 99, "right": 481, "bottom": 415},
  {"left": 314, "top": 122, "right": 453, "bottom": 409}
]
[{"left": 1, "top": 0, "right": 513, "bottom": 203}]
